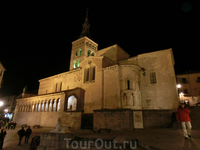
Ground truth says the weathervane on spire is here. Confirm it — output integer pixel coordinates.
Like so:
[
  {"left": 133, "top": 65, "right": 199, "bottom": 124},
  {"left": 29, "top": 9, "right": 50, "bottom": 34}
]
[{"left": 78, "top": 8, "right": 91, "bottom": 39}]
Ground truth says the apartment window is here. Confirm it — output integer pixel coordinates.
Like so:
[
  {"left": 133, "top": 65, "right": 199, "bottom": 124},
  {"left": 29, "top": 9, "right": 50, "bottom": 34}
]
[
  {"left": 150, "top": 72, "right": 157, "bottom": 84},
  {"left": 182, "top": 78, "right": 187, "bottom": 84},
  {"left": 184, "top": 89, "right": 188, "bottom": 94},
  {"left": 196, "top": 77, "right": 200, "bottom": 83}
]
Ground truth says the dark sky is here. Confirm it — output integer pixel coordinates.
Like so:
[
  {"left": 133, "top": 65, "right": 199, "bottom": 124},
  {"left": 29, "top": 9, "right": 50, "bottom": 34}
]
[{"left": 0, "top": 1, "right": 198, "bottom": 96}]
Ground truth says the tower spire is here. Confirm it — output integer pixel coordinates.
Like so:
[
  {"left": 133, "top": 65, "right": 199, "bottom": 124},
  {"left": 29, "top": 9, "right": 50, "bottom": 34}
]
[{"left": 78, "top": 8, "right": 91, "bottom": 39}]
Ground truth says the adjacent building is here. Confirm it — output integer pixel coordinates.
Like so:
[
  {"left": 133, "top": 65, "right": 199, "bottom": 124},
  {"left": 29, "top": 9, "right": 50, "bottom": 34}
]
[{"left": 177, "top": 71, "right": 200, "bottom": 106}]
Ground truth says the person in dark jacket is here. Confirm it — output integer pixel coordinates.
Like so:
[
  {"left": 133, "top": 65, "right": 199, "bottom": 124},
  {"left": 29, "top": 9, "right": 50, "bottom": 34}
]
[
  {"left": 176, "top": 102, "right": 192, "bottom": 139},
  {"left": 17, "top": 127, "right": 25, "bottom": 145},
  {"left": 25, "top": 126, "right": 32, "bottom": 143},
  {"left": 0, "top": 128, "right": 7, "bottom": 149}
]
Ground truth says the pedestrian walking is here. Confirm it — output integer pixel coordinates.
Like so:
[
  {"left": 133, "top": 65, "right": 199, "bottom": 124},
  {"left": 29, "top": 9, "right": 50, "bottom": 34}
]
[
  {"left": 17, "top": 127, "right": 25, "bottom": 145},
  {"left": 25, "top": 126, "right": 32, "bottom": 143},
  {"left": 0, "top": 128, "right": 7, "bottom": 149},
  {"left": 176, "top": 102, "right": 192, "bottom": 139}
]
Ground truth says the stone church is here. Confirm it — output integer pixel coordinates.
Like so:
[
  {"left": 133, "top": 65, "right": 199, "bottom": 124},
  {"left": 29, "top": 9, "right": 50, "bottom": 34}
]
[{"left": 13, "top": 11, "right": 178, "bottom": 130}]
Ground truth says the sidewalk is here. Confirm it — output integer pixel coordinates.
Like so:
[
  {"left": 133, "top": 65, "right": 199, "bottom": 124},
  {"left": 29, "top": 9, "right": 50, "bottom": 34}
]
[
  {"left": 2, "top": 127, "right": 200, "bottom": 150},
  {"left": 76, "top": 128, "right": 200, "bottom": 150},
  {"left": 3, "top": 127, "right": 53, "bottom": 150}
]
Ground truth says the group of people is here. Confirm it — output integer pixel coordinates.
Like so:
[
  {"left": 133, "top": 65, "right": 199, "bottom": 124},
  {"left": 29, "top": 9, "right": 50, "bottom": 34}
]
[
  {"left": 17, "top": 126, "right": 32, "bottom": 145},
  {"left": 4, "top": 121, "right": 17, "bottom": 130},
  {"left": 0, "top": 125, "right": 32, "bottom": 149}
]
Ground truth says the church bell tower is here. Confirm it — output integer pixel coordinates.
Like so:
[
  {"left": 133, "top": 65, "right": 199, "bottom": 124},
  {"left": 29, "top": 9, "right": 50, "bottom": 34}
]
[{"left": 69, "top": 8, "right": 98, "bottom": 70}]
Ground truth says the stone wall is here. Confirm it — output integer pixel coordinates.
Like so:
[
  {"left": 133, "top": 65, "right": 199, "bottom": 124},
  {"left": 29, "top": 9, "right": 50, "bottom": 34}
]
[
  {"left": 143, "top": 109, "right": 176, "bottom": 128},
  {"left": 138, "top": 48, "right": 179, "bottom": 109},
  {"left": 93, "top": 109, "right": 176, "bottom": 130},
  {"left": 93, "top": 109, "right": 133, "bottom": 131},
  {"left": 14, "top": 111, "right": 82, "bottom": 129}
]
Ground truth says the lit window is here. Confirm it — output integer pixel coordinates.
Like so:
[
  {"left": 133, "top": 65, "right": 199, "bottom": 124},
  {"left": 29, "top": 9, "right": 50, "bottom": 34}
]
[
  {"left": 73, "top": 60, "right": 77, "bottom": 68},
  {"left": 77, "top": 59, "right": 81, "bottom": 67},
  {"left": 79, "top": 49, "right": 82, "bottom": 56},
  {"left": 88, "top": 50, "right": 91, "bottom": 56}
]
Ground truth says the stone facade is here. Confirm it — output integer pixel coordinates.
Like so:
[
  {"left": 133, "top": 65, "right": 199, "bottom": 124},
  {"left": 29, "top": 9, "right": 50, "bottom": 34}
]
[{"left": 13, "top": 15, "right": 179, "bottom": 129}]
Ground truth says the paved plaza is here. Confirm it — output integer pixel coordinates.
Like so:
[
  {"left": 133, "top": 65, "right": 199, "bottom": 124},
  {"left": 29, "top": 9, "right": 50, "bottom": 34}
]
[{"left": 2, "top": 126, "right": 200, "bottom": 150}]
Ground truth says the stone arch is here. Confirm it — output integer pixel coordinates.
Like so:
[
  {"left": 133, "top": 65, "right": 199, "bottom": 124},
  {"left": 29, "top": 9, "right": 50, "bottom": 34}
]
[
  {"left": 31, "top": 102, "right": 35, "bottom": 112},
  {"left": 38, "top": 101, "right": 41, "bottom": 112},
  {"left": 49, "top": 99, "right": 52, "bottom": 112},
  {"left": 67, "top": 95, "right": 77, "bottom": 111},
  {"left": 84, "top": 62, "right": 96, "bottom": 82},
  {"left": 57, "top": 98, "right": 61, "bottom": 112},
  {"left": 41, "top": 100, "right": 45, "bottom": 112},
  {"left": 121, "top": 91, "right": 134, "bottom": 107},
  {"left": 44, "top": 100, "right": 48, "bottom": 112},
  {"left": 52, "top": 99, "right": 57, "bottom": 112},
  {"left": 125, "top": 76, "right": 133, "bottom": 90},
  {"left": 122, "top": 93, "right": 127, "bottom": 106},
  {"left": 34, "top": 101, "right": 38, "bottom": 112}
]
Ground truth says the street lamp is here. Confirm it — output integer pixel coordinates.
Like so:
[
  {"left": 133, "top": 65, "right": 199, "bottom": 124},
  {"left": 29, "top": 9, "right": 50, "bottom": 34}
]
[{"left": 177, "top": 84, "right": 181, "bottom": 88}]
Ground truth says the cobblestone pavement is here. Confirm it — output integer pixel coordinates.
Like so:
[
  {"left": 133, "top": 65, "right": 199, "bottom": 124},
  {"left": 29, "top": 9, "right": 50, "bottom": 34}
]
[{"left": 2, "top": 127, "right": 200, "bottom": 150}]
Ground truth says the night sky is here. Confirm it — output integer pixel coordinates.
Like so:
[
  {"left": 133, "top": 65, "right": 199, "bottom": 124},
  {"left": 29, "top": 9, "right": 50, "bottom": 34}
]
[{"left": 0, "top": 2, "right": 198, "bottom": 96}]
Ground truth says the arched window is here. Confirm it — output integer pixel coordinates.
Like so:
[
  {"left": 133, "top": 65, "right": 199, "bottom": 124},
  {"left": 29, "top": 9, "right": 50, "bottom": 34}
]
[
  {"left": 87, "top": 50, "right": 91, "bottom": 56},
  {"left": 53, "top": 99, "right": 57, "bottom": 112},
  {"left": 84, "top": 68, "right": 90, "bottom": 82},
  {"left": 49, "top": 100, "right": 52, "bottom": 112},
  {"left": 35, "top": 104, "right": 37, "bottom": 112},
  {"left": 57, "top": 99, "right": 60, "bottom": 111},
  {"left": 32, "top": 103, "right": 34, "bottom": 112},
  {"left": 60, "top": 82, "right": 62, "bottom": 91},
  {"left": 45, "top": 100, "right": 48, "bottom": 112},
  {"left": 79, "top": 49, "right": 82, "bottom": 56},
  {"left": 125, "top": 77, "right": 132, "bottom": 90},
  {"left": 127, "top": 80, "right": 130, "bottom": 90},
  {"left": 41, "top": 101, "right": 44, "bottom": 112},
  {"left": 73, "top": 60, "right": 77, "bottom": 68},
  {"left": 75, "top": 51, "right": 77, "bottom": 57},
  {"left": 91, "top": 52, "right": 94, "bottom": 56},
  {"left": 38, "top": 102, "right": 41, "bottom": 112},
  {"left": 55, "top": 83, "right": 58, "bottom": 92},
  {"left": 123, "top": 93, "right": 127, "bottom": 106},
  {"left": 84, "top": 64, "right": 96, "bottom": 83},
  {"left": 77, "top": 59, "right": 81, "bottom": 67},
  {"left": 67, "top": 95, "right": 77, "bottom": 111},
  {"left": 92, "top": 66, "right": 95, "bottom": 80}
]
